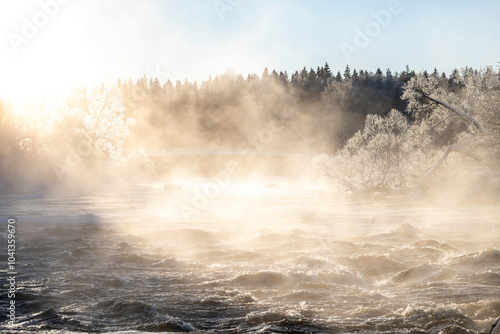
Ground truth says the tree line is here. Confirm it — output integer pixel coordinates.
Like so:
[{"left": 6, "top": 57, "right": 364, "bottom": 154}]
[
  {"left": 116, "top": 63, "right": 463, "bottom": 152},
  {"left": 0, "top": 62, "right": 498, "bottom": 197}
]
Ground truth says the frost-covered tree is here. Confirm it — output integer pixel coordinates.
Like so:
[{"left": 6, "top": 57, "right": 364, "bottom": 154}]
[
  {"left": 402, "top": 67, "right": 500, "bottom": 196},
  {"left": 48, "top": 85, "right": 139, "bottom": 184},
  {"left": 313, "top": 110, "right": 436, "bottom": 196},
  {"left": 53, "top": 85, "right": 135, "bottom": 174},
  {"left": 74, "top": 85, "right": 135, "bottom": 159},
  {"left": 315, "top": 66, "right": 500, "bottom": 199}
]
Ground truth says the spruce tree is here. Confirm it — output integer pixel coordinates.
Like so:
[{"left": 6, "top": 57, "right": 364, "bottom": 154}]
[
  {"left": 344, "top": 65, "right": 351, "bottom": 79},
  {"left": 324, "top": 62, "right": 332, "bottom": 79},
  {"left": 335, "top": 71, "right": 342, "bottom": 82}
]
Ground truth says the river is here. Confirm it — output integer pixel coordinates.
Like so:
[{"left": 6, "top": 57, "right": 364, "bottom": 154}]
[{"left": 1, "top": 181, "right": 499, "bottom": 333}]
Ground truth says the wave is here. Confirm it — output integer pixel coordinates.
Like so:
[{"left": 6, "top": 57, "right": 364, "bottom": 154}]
[
  {"left": 396, "top": 305, "right": 479, "bottom": 333},
  {"left": 106, "top": 300, "right": 158, "bottom": 315},
  {"left": 232, "top": 271, "right": 289, "bottom": 287},
  {"left": 143, "top": 228, "right": 220, "bottom": 246},
  {"left": 152, "top": 257, "right": 184, "bottom": 269},
  {"left": 473, "top": 300, "right": 500, "bottom": 320},
  {"left": 94, "top": 300, "right": 196, "bottom": 332},
  {"left": 14, "top": 307, "right": 93, "bottom": 332},
  {"left": 390, "top": 246, "right": 448, "bottom": 266},
  {"left": 137, "top": 320, "right": 195, "bottom": 332},
  {"left": 469, "top": 271, "right": 500, "bottom": 286},
  {"left": 289, "top": 268, "right": 366, "bottom": 287},
  {"left": 362, "top": 223, "right": 427, "bottom": 245},
  {"left": 450, "top": 249, "right": 500, "bottom": 269},
  {"left": 287, "top": 254, "right": 328, "bottom": 269},
  {"left": 280, "top": 290, "right": 324, "bottom": 301},
  {"left": 244, "top": 308, "right": 329, "bottom": 333},
  {"left": 413, "top": 239, "right": 457, "bottom": 252},
  {"left": 111, "top": 253, "right": 157, "bottom": 266},
  {"left": 339, "top": 254, "right": 407, "bottom": 278},
  {"left": 392, "top": 264, "right": 453, "bottom": 284}
]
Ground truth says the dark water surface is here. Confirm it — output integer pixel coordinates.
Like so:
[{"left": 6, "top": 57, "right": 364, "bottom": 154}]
[{"left": 1, "top": 182, "right": 499, "bottom": 333}]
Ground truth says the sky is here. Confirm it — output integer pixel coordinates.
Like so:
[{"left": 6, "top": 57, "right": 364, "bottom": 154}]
[{"left": 0, "top": 0, "right": 499, "bottom": 97}]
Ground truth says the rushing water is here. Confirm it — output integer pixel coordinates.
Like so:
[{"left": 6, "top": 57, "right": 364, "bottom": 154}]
[{"left": 1, "top": 182, "right": 499, "bottom": 333}]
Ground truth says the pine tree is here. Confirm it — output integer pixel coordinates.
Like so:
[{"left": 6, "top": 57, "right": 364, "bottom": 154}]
[
  {"left": 271, "top": 69, "right": 279, "bottom": 82},
  {"left": 262, "top": 67, "right": 270, "bottom": 79},
  {"left": 385, "top": 68, "right": 395, "bottom": 93},
  {"left": 317, "top": 66, "right": 323, "bottom": 79},
  {"left": 374, "top": 68, "right": 383, "bottom": 89},
  {"left": 163, "top": 80, "right": 174, "bottom": 94},
  {"left": 449, "top": 69, "right": 461, "bottom": 88},
  {"left": 152, "top": 77, "right": 161, "bottom": 90},
  {"left": 401, "top": 65, "right": 414, "bottom": 83},
  {"left": 279, "top": 71, "right": 289, "bottom": 86},
  {"left": 335, "top": 71, "right": 342, "bottom": 82},
  {"left": 437, "top": 72, "right": 448, "bottom": 88},
  {"left": 432, "top": 67, "right": 439, "bottom": 78},
  {"left": 386, "top": 69, "right": 393, "bottom": 80},
  {"left": 324, "top": 62, "right": 332, "bottom": 79},
  {"left": 300, "top": 67, "right": 308, "bottom": 80},
  {"left": 344, "top": 65, "right": 351, "bottom": 80}
]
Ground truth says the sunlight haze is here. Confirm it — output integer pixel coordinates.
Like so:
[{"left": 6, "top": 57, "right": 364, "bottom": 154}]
[
  {"left": 1, "top": 1, "right": 500, "bottom": 333},
  {"left": 1, "top": 0, "right": 499, "bottom": 97}
]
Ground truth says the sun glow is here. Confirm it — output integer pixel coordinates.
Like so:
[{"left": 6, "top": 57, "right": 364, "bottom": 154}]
[
  {"left": 1, "top": 32, "right": 98, "bottom": 100},
  {"left": 0, "top": 1, "right": 99, "bottom": 103},
  {"left": 9, "top": 96, "right": 67, "bottom": 131}
]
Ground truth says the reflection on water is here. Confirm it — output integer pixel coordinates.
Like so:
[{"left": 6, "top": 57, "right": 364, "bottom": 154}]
[{"left": 1, "top": 182, "right": 499, "bottom": 333}]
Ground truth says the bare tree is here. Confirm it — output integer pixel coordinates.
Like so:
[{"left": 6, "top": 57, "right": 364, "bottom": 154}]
[{"left": 61, "top": 85, "right": 135, "bottom": 162}]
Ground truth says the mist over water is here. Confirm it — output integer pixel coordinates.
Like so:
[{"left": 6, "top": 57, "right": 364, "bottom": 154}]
[
  {"left": 2, "top": 0, "right": 500, "bottom": 332},
  {"left": 1, "top": 66, "right": 500, "bottom": 332},
  {"left": 1, "top": 20, "right": 500, "bottom": 333},
  {"left": 1, "top": 180, "right": 499, "bottom": 333}
]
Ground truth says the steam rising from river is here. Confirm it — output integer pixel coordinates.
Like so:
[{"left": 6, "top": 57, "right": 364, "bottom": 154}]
[
  {"left": 1, "top": 71, "right": 500, "bottom": 332},
  {"left": 2, "top": 182, "right": 499, "bottom": 332}
]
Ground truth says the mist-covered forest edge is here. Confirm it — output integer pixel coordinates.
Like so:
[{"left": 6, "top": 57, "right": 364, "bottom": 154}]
[{"left": 1, "top": 63, "right": 499, "bottom": 200}]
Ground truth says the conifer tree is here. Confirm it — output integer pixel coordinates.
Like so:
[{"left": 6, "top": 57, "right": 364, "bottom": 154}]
[
  {"left": 324, "top": 62, "right": 332, "bottom": 79},
  {"left": 335, "top": 71, "right": 342, "bottom": 82},
  {"left": 344, "top": 65, "right": 351, "bottom": 80}
]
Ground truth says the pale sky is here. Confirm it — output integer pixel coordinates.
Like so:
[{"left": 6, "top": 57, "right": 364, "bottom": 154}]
[{"left": 0, "top": 0, "right": 499, "bottom": 97}]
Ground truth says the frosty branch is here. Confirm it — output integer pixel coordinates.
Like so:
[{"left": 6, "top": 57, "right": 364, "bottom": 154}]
[{"left": 419, "top": 90, "right": 484, "bottom": 133}]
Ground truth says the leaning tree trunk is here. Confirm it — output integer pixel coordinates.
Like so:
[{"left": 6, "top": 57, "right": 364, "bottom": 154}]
[
  {"left": 421, "top": 91, "right": 484, "bottom": 133},
  {"left": 413, "top": 145, "right": 483, "bottom": 198},
  {"left": 412, "top": 93, "right": 487, "bottom": 197}
]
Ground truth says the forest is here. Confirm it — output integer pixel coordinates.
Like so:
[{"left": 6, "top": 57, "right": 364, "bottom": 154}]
[{"left": 0, "top": 63, "right": 499, "bottom": 200}]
